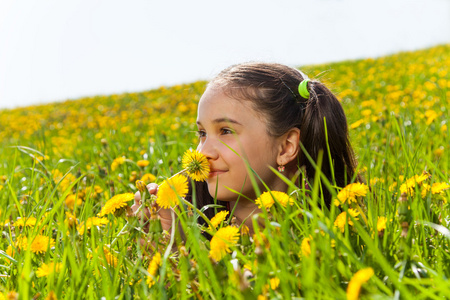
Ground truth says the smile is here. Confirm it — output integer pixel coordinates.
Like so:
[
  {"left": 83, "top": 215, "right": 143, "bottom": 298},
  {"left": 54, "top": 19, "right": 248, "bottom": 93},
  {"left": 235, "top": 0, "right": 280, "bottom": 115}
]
[{"left": 209, "top": 170, "right": 227, "bottom": 178}]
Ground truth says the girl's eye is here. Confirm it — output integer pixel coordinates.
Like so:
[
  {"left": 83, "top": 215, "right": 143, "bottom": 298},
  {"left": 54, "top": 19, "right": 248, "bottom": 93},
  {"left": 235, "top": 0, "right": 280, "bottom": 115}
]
[
  {"left": 196, "top": 130, "right": 206, "bottom": 138},
  {"left": 221, "top": 128, "right": 234, "bottom": 135}
]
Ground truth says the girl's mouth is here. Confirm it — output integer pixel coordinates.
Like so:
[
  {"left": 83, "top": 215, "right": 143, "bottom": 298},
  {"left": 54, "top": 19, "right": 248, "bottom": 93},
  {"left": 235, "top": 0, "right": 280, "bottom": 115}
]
[{"left": 209, "top": 170, "right": 227, "bottom": 177}]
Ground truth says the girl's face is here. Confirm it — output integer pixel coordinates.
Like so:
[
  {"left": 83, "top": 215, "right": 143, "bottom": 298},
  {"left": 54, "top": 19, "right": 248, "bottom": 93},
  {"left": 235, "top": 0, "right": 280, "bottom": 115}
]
[{"left": 196, "top": 86, "right": 285, "bottom": 202}]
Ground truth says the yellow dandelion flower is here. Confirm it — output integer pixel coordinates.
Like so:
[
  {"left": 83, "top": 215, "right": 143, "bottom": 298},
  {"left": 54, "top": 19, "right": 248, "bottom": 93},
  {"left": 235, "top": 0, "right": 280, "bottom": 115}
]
[
  {"left": 97, "top": 193, "right": 134, "bottom": 217},
  {"left": 4, "top": 245, "right": 14, "bottom": 265},
  {"left": 111, "top": 156, "right": 126, "bottom": 171},
  {"left": 141, "top": 173, "right": 156, "bottom": 184},
  {"left": 94, "top": 185, "right": 103, "bottom": 194},
  {"left": 64, "top": 211, "right": 78, "bottom": 228},
  {"left": 65, "top": 194, "right": 82, "bottom": 210},
  {"left": 102, "top": 247, "right": 118, "bottom": 267},
  {"left": 15, "top": 235, "right": 28, "bottom": 251},
  {"left": 346, "top": 267, "right": 374, "bottom": 300},
  {"left": 146, "top": 252, "right": 162, "bottom": 288},
  {"left": 182, "top": 149, "right": 210, "bottom": 182},
  {"left": 255, "top": 191, "right": 294, "bottom": 209},
  {"left": 334, "top": 209, "right": 360, "bottom": 233},
  {"left": 36, "top": 262, "right": 62, "bottom": 277},
  {"left": 15, "top": 217, "right": 37, "bottom": 227},
  {"left": 255, "top": 192, "right": 275, "bottom": 209},
  {"left": 137, "top": 160, "right": 150, "bottom": 167},
  {"left": 269, "top": 277, "right": 280, "bottom": 290},
  {"left": 77, "top": 217, "right": 109, "bottom": 235},
  {"left": 334, "top": 183, "right": 368, "bottom": 206},
  {"left": 431, "top": 182, "right": 450, "bottom": 194},
  {"left": 400, "top": 172, "right": 430, "bottom": 195},
  {"left": 377, "top": 216, "right": 387, "bottom": 232},
  {"left": 301, "top": 237, "right": 312, "bottom": 257},
  {"left": 45, "top": 291, "right": 57, "bottom": 300},
  {"left": 156, "top": 174, "right": 188, "bottom": 209},
  {"left": 209, "top": 226, "right": 239, "bottom": 261},
  {"left": 2, "top": 291, "right": 18, "bottom": 300},
  {"left": 30, "top": 235, "right": 55, "bottom": 254},
  {"left": 209, "top": 211, "right": 229, "bottom": 230},
  {"left": 421, "top": 183, "right": 431, "bottom": 198},
  {"left": 350, "top": 119, "right": 364, "bottom": 129}
]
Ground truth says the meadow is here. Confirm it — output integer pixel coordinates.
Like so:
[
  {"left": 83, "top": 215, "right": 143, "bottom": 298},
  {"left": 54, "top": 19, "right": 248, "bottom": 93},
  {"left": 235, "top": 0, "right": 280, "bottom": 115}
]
[{"left": 0, "top": 44, "right": 449, "bottom": 299}]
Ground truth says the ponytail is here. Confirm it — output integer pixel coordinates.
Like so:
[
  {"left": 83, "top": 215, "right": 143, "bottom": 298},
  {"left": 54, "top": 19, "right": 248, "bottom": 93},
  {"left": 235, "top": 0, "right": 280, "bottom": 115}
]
[{"left": 299, "top": 81, "right": 358, "bottom": 206}]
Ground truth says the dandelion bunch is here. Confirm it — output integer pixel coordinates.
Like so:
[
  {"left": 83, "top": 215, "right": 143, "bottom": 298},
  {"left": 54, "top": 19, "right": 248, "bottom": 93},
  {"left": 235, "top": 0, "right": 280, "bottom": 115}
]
[
  {"left": 399, "top": 172, "right": 430, "bottom": 195},
  {"left": 15, "top": 217, "right": 37, "bottom": 227},
  {"left": 182, "top": 149, "right": 210, "bottom": 181},
  {"left": 421, "top": 182, "right": 450, "bottom": 198}
]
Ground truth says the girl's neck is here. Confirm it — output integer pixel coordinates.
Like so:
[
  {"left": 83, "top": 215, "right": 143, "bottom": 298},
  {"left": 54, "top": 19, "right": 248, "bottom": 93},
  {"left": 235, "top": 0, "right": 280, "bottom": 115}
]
[
  {"left": 229, "top": 198, "right": 261, "bottom": 234},
  {"left": 228, "top": 179, "right": 290, "bottom": 234}
]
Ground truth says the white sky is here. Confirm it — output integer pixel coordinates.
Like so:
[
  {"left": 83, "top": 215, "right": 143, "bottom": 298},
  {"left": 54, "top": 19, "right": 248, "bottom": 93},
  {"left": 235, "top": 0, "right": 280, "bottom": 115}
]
[{"left": 0, "top": 0, "right": 449, "bottom": 109}]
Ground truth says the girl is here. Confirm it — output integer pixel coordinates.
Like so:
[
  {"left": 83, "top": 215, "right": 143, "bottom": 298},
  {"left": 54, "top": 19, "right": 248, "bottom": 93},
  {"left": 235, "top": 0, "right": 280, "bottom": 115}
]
[{"left": 132, "top": 62, "right": 358, "bottom": 233}]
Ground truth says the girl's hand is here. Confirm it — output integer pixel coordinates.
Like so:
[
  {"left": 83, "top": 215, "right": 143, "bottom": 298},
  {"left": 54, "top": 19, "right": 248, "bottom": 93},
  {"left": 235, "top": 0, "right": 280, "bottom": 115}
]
[{"left": 130, "top": 183, "right": 173, "bottom": 232}]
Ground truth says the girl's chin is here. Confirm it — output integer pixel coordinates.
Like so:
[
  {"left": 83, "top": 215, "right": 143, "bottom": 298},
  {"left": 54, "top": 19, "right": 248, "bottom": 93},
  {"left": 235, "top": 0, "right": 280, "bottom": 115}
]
[{"left": 207, "top": 187, "right": 236, "bottom": 202}]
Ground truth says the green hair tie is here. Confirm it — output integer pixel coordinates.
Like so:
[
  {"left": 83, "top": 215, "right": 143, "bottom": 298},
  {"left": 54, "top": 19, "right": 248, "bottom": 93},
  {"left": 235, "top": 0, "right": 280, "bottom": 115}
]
[{"left": 298, "top": 79, "right": 310, "bottom": 99}]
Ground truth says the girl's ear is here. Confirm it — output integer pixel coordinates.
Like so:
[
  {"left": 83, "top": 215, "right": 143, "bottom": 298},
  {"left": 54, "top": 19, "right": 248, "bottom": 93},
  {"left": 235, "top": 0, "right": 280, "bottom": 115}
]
[{"left": 277, "top": 128, "right": 300, "bottom": 167}]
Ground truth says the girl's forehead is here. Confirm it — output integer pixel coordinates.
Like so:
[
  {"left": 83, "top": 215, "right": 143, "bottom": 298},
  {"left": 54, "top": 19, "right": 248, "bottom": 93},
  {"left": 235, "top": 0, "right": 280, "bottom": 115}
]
[{"left": 197, "top": 88, "right": 261, "bottom": 121}]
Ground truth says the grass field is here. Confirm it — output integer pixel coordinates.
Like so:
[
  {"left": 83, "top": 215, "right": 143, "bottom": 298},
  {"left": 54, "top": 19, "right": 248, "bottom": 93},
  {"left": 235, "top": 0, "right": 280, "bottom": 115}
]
[{"left": 0, "top": 44, "right": 449, "bottom": 299}]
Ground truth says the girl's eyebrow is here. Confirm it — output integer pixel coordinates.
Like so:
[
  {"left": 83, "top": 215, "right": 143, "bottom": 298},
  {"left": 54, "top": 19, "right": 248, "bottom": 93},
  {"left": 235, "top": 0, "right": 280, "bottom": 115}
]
[{"left": 196, "top": 118, "right": 242, "bottom": 126}]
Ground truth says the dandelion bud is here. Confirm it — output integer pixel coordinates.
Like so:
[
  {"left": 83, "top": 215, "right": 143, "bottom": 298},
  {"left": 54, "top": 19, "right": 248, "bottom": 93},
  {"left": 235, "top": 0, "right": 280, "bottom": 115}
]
[
  {"left": 398, "top": 192, "right": 410, "bottom": 224},
  {"left": 233, "top": 268, "right": 251, "bottom": 293},
  {"left": 254, "top": 233, "right": 269, "bottom": 264},
  {"left": 0, "top": 175, "right": 7, "bottom": 183},
  {"left": 64, "top": 212, "right": 78, "bottom": 229},
  {"left": 148, "top": 204, "right": 162, "bottom": 234},
  {"left": 401, "top": 221, "right": 409, "bottom": 238},
  {"left": 231, "top": 216, "right": 238, "bottom": 227},
  {"left": 179, "top": 245, "right": 188, "bottom": 257},
  {"left": 135, "top": 180, "right": 147, "bottom": 193},
  {"left": 187, "top": 206, "right": 193, "bottom": 217},
  {"left": 240, "top": 224, "right": 251, "bottom": 247},
  {"left": 150, "top": 205, "right": 159, "bottom": 220}
]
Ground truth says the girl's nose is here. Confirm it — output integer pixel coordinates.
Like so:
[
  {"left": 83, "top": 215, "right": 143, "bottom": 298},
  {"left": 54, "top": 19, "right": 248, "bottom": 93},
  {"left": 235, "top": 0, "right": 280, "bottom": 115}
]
[{"left": 197, "top": 138, "right": 218, "bottom": 161}]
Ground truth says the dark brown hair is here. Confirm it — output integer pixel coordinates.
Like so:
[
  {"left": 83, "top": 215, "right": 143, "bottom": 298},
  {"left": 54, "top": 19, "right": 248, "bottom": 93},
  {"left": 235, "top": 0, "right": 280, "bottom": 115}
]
[{"left": 193, "top": 62, "right": 359, "bottom": 215}]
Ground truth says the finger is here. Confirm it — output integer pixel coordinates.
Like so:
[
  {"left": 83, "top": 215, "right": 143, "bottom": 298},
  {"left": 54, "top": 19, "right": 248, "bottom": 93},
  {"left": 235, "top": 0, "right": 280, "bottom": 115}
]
[
  {"left": 147, "top": 183, "right": 159, "bottom": 194},
  {"left": 134, "top": 191, "right": 141, "bottom": 204}
]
